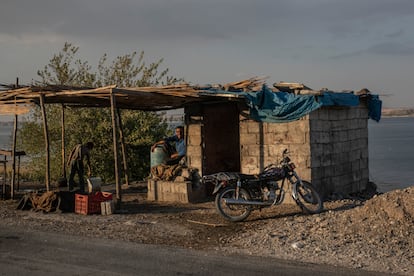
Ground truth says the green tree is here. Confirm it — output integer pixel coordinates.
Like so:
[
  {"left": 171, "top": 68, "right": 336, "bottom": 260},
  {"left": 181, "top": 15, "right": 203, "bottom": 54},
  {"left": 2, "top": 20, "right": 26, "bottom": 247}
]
[{"left": 18, "top": 42, "right": 182, "bottom": 183}]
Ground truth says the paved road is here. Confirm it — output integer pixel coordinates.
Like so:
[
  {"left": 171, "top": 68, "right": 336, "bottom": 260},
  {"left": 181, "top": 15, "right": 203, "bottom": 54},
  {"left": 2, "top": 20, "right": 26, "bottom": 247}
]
[{"left": 0, "top": 226, "right": 388, "bottom": 276}]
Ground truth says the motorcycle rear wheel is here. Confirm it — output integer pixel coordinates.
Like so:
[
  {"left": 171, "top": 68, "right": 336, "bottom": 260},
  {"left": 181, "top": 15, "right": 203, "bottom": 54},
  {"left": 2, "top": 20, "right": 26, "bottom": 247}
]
[
  {"left": 215, "top": 187, "right": 252, "bottom": 222},
  {"left": 294, "top": 181, "right": 323, "bottom": 214}
]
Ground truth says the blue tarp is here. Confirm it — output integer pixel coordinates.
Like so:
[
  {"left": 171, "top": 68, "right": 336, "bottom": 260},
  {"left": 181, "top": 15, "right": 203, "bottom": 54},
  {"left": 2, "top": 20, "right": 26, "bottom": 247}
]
[
  {"left": 243, "top": 86, "right": 322, "bottom": 123},
  {"left": 317, "top": 91, "right": 360, "bottom": 107},
  {"left": 367, "top": 94, "right": 382, "bottom": 122},
  {"left": 241, "top": 85, "right": 381, "bottom": 123}
]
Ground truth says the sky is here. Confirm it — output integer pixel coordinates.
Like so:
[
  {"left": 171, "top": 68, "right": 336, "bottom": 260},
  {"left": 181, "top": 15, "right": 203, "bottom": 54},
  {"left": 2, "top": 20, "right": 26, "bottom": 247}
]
[{"left": 1, "top": 0, "right": 414, "bottom": 110}]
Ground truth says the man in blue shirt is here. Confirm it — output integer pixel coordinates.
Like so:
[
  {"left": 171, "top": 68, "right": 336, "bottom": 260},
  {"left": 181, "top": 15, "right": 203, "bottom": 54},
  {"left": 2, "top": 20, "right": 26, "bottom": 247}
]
[{"left": 151, "top": 126, "right": 186, "bottom": 165}]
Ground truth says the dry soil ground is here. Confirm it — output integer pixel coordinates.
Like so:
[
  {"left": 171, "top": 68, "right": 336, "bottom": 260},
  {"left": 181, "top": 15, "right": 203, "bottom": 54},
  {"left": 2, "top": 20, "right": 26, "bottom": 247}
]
[{"left": 0, "top": 182, "right": 413, "bottom": 275}]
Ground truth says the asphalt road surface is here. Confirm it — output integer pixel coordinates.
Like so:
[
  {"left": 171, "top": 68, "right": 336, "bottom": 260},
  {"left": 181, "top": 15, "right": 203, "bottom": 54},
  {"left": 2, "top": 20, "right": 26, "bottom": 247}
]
[{"left": 0, "top": 226, "right": 389, "bottom": 276}]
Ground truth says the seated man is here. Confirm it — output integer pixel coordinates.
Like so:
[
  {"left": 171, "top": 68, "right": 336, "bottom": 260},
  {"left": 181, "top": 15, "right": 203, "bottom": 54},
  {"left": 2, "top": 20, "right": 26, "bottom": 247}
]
[{"left": 151, "top": 126, "right": 186, "bottom": 165}]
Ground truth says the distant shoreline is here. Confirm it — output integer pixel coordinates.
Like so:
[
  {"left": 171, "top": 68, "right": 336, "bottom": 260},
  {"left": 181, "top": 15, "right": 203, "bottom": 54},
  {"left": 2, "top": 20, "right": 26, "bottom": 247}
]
[
  {"left": 382, "top": 108, "right": 414, "bottom": 117},
  {"left": 382, "top": 114, "right": 414, "bottom": 118}
]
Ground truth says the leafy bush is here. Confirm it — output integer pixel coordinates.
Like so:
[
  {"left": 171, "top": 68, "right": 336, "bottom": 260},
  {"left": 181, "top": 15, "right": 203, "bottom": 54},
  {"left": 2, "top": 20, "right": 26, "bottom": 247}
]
[{"left": 18, "top": 42, "right": 183, "bottom": 183}]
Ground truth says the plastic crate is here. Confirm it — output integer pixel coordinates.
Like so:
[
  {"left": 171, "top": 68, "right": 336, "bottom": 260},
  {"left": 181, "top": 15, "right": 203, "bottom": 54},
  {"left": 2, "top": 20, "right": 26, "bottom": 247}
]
[{"left": 75, "top": 192, "right": 113, "bottom": 215}]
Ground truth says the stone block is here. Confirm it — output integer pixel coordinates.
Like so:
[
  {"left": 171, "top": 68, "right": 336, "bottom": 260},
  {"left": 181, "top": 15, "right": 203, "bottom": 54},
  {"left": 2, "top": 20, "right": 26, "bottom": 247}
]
[
  {"left": 310, "top": 120, "right": 326, "bottom": 132},
  {"left": 186, "top": 145, "right": 202, "bottom": 156},
  {"left": 285, "top": 129, "right": 306, "bottom": 144},
  {"left": 309, "top": 109, "right": 320, "bottom": 120},
  {"left": 248, "top": 145, "right": 261, "bottom": 156},
  {"left": 188, "top": 134, "right": 202, "bottom": 146},
  {"left": 147, "top": 180, "right": 205, "bottom": 203},
  {"left": 188, "top": 156, "right": 202, "bottom": 169},
  {"left": 293, "top": 119, "right": 310, "bottom": 132},
  {"left": 187, "top": 123, "right": 202, "bottom": 132},
  {"left": 322, "top": 166, "right": 335, "bottom": 178},
  {"left": 246, "top": 121, "right": 260, "bottom": 133},
  {"left": 320, "top": 153, "right": 333, "bottom": 166},
  {"left": 312, "top": 131, "right": 331, "bottom": 144},
  {"left": 263, "top": 133, "right": 275, "bottom": 145},
  {"left": 240, "top": 133, "right": 258, "bottom": 145},
  {"left": 241, "top": 156, "right": 258, "bottom": 167},
  {"left": 299, "top": 169, "right": 312, "bottom": 181},
  {"left": 347, "top": 107, "right": 359, "bottom": 119},
  {"left": 239, "top": 122, "right": 248, "bottom": 134}
]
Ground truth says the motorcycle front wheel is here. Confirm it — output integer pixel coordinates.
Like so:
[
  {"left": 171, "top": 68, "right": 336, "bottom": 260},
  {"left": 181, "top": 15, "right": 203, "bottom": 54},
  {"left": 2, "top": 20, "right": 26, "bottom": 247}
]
[
  {"left": 215, "top": 187, "right": 252, "bottom": 222},
  {"left": 294, "top": 181, "right": 323, "bottom": 214}
]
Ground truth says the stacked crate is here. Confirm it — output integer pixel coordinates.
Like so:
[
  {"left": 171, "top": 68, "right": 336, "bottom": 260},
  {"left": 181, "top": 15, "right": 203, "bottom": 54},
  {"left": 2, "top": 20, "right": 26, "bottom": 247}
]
[{"left": 75, "top": 192, "right": 113, "bottom": 215}]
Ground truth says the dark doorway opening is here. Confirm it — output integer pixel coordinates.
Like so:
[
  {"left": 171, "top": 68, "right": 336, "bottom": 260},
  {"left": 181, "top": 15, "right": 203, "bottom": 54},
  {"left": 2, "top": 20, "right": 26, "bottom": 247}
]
[{"left": 202, "top": 102, "right": 240, "bottom": 175}]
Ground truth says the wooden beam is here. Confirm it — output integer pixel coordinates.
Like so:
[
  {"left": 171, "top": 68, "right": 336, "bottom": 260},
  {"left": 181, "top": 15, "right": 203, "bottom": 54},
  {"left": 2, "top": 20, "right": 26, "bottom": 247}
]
[
  {"left": 117, "top": 108, "right": 130, "bottom": 187},
  {"left": 110, "top": 90, "right": 121, "bottom": 208},
  {"left": 61, "top": 104, "right": 66, "bottom": 181},
  {"left": 39, "top": 94, "right": 50, "bottom": 191},
  {"left": 10, "top": 113, "right": 17, "bottom": 199}
]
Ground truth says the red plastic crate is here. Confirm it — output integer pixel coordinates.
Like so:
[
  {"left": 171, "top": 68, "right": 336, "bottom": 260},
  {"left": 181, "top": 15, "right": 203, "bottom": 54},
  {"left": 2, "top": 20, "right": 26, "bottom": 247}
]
[{"left": 75, "top": 192, "right": 113, "bottom": 215}]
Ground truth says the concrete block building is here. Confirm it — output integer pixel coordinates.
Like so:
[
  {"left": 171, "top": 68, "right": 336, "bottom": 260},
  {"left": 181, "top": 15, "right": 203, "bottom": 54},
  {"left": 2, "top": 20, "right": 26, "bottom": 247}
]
[{"left": 184, "top": 88, "right": 377, "bottom": 199}]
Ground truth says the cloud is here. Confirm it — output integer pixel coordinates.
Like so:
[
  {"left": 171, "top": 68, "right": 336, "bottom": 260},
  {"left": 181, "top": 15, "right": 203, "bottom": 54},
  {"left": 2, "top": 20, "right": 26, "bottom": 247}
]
[
  {"left": 330, "top": 41, "right": 414, "bottom": 59},
  {"left": 368, "top": 42, "right": 414, "bottom": 56},
  {"left": 0, "top": 1, "right": 413, "bottom": 108},
  {"left": 2, "top": 0, "right": 413, "bottom": 43},
  {"left": 385, "top": 29, "right": 404, "bottom": 39},
  {"left": 1, "top": 0, "right": 283, "bottom": 41}
]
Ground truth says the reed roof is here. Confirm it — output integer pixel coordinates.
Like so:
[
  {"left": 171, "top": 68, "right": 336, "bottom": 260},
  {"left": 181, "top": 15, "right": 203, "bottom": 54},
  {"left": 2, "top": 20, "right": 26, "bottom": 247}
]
[{"left": 0, "top": 77, "right": 267, "bottom": 115}]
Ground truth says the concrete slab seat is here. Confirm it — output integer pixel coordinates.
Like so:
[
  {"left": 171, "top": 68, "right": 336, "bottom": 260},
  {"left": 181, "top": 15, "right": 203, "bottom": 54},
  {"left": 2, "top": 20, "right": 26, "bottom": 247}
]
[{"left": 147, "top": 180, "right": 205, "bottom": 203}]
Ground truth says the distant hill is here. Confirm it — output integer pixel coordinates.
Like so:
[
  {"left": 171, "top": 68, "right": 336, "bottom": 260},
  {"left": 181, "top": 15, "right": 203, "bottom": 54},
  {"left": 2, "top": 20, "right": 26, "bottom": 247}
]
[{"left": 382, "top": 108, "right": 414, "bottom": 117}]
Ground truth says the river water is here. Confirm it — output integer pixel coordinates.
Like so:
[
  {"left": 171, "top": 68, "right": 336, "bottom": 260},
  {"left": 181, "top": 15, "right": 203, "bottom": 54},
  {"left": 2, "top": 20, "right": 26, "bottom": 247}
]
[
  {"left": 1, "top": 117, "right": 413, "bottom": 192},
  {"left": 368, "top": 117, "right": 414, "bottom": 192},
  {"left": 0, "top": 125, "right": 13, "bottom": 149}
]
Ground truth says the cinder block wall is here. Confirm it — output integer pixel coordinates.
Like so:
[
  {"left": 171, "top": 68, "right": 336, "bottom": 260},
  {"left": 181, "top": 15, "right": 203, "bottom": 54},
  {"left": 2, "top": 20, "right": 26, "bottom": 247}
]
[
  {"left": 239, "top": 103, "right": 369, "bottom": 199},
  {"left": 185, "top": 107, "right": 203, "bottom": 174},
  {"left": 309, "top": 104, "right": 369, "bottom": 198},
  {"left": 186, "top": 103, "right": 369, "bottom": 199},
  {"left": 239, "top": 117, "right": 312, "bottom": 179}
]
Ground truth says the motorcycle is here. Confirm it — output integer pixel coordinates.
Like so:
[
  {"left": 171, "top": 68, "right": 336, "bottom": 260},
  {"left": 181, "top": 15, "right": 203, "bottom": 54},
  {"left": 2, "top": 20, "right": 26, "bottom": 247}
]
[{"left": 203, "top": 149, "right": 323, "bottom": 222}]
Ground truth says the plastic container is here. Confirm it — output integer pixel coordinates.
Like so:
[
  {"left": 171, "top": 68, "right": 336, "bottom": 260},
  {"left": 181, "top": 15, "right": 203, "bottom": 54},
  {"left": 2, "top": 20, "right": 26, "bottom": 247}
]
[
  {"left": 86, "top": 177, "right": 102, "bottom": 194},
  {"left": 101, "top": 200, "right": 114, "bottom": 215},
  {"left": 150, "top": 145, "right": 168, "bottom": 167},
  {"left": 75, "top": 192, "right": 113, "bottom": 215}
]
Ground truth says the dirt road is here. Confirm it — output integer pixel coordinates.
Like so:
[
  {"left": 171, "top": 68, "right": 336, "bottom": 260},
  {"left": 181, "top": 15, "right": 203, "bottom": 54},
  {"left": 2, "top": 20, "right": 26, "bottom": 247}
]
[{"left": 0, "top": 183, "right": 412, "bottom": 275}]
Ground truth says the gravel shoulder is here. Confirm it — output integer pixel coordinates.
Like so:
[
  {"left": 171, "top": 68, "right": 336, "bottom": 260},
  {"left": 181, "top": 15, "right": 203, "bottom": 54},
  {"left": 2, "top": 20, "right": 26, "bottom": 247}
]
[{"left": 0, "top": 183, "right": 413, "bottom": 275}]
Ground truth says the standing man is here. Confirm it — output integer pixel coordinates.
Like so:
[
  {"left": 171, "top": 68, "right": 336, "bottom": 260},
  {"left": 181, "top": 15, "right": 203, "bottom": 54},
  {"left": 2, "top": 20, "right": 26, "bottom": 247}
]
[
  {"left": 151, "top": 126, "right": 186, "bottom": 165},
  {"left": 67, "top": 141, "right": 94, "bottom": 192}
]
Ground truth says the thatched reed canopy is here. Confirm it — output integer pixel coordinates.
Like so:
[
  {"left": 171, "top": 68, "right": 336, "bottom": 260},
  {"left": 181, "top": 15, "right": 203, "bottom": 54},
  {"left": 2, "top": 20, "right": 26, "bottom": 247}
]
[
  {"left": 0, "top": 77, "right": 266, "bottom": 200},
  {"left": 0, "top": 77, "right": 266, "bottom": 114}
]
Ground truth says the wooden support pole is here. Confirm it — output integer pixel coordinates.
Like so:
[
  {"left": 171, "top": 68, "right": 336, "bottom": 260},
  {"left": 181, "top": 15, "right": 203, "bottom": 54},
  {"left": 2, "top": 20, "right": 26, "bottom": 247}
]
[
  {"left": 17, "top": 155, "right": 20, "bottom": 191},
  {"left": 1, "top": 159, "right": 6, "bottom": 199},
  {"left": 110, "top": 91, "right": 121, "bottom": 207},
  {"left": 11, "top": 114, "right": 17, "bottom": 199},
  {"left": 117, "top": 108, "right": 130, "bottom": 187},
  {"left": 11, "top": 78, "right": 19, "bottom": 199},
  {"left": 39, "top": 94, "right": 50, "bottom": 191},
  {"left": 61, "top": 104, "right": 66, "bottom": 180},
  {"left": 259, "top": 122, "right": 264, "bottom": 172}
]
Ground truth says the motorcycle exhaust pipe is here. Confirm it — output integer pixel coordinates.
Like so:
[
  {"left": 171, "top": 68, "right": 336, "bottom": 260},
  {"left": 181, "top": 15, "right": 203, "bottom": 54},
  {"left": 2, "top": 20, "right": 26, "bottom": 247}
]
[{"left": 224, "top": 198, "right": 273, "bottom": 206}]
